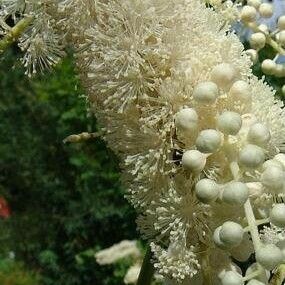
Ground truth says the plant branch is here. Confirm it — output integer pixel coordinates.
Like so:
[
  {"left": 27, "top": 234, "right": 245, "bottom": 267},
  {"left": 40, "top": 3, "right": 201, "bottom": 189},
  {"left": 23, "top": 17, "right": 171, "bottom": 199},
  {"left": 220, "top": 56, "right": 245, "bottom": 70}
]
[
  {"left": 0, "top": 16, "right": 33, "bottom": 54},
  {"left": 136, "top": 245, "right": 154, "bottom": 285}
]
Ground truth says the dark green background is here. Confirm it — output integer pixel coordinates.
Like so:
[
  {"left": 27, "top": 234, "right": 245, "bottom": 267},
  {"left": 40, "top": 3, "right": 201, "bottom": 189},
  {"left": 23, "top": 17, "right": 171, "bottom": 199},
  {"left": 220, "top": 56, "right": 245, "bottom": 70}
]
[{"left": 0, "top": 49, "right": 137, "bottom": 285}]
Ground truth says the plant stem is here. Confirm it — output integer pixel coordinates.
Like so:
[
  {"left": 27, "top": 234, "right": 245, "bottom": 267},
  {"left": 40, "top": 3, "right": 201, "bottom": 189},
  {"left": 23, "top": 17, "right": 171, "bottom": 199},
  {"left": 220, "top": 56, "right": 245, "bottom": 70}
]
[
  {"left": 0, "top": 16, "right": 33, "bottom": 54},
  {"left": 244, "top": 199, "right": 266, "bottom": 278},
  {"left": 137, "top": 245, "right": 154, "bottom": 285}
]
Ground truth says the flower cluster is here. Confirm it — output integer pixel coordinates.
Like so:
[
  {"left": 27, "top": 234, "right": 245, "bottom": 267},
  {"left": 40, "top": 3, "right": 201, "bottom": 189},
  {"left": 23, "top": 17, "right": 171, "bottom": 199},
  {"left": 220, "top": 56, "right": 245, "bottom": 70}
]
[
  {"left": 95, "top": 240, "right": 143, "bottom": 284},
  {"left": 0, "top": 0, "right": 96, "bottom": 75},
  {"left": 238, "top": 0, "right": 285, "bottom": 81},
  {"left": 75, "top": 0, "right": 285, "bottom": 284},
  {"left": 2, "top": 0, "right": 285, "bottom": 284}
]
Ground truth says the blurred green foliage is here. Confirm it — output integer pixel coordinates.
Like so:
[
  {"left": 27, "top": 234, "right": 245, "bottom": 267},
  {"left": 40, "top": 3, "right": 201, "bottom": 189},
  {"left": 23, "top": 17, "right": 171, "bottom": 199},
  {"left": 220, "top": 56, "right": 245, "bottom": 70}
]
[
  {"left": 0, "top": 258, "right": 40, "bottom": 285},
  {"left": 0, "top": 49, "right": 138, "bottom": 285}
]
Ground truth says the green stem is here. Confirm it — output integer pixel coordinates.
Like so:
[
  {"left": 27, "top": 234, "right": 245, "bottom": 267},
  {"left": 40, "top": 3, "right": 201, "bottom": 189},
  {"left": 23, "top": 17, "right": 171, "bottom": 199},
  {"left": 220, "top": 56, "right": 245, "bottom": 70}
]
[
  {"left": 0, "top": 16, "right": 33, "bottom": 54},
  {"left": 136, "top": 246, "right": 154, "bottom": 285}
]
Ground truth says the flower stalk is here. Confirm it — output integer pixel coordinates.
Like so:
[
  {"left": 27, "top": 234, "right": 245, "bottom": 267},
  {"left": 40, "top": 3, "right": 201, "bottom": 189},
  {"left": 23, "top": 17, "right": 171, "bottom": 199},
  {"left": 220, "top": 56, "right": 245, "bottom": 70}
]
[
  {"left": 0, "top": 16, "right": 33, "bottom": 54},
  {"left": 136, "top": 246, "right": 154, "bottom": 285}
]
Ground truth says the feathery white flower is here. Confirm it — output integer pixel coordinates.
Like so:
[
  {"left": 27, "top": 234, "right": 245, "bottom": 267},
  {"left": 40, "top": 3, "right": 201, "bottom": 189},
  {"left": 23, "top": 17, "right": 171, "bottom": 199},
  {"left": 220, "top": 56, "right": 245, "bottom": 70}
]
[
  {"left": 77, "top": 0, "right": 285, "bottom": 283},
  {"left": 95, "top": 240, "right": 141, "bottom": 265}
]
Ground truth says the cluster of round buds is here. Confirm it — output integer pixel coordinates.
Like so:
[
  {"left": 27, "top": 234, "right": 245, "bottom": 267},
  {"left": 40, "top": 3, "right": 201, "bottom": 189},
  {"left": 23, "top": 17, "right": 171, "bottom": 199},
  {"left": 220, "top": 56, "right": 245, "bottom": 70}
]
[
  {"left": 239, "top": 1, "right": 285, "bottom": 79},
  {"left": 174, "top": 61, "right": 285, "bottom": 284}
]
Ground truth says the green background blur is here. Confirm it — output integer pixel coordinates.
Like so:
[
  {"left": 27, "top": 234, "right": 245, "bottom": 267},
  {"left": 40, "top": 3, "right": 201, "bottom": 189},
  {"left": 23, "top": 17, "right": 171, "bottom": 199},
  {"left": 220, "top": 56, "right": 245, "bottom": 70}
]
[{"left": 0, "top": 49, "right": 138, "bottom": 285}]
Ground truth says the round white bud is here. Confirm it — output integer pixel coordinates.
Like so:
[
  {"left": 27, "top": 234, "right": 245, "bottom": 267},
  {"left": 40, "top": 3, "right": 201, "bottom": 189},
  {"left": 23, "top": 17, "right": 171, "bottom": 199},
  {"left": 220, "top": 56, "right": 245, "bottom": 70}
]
[
  {"left": 213, "top": 226, "right": 228, "bottom": 249},
  {"left": 181, "top": 150, "right": 206, "bottom": 172},
  {"left": 256, "top": 244, "right": 283, "bottom": 270},
  {"left": 245, "top": 49, "right": 258, "bottom": 64},
  {"left": 258, "top": 24, "right": 269, "bottom": 35},
  {"left": 247, "top": 280, "right": 265, "bottom": 285},
  {"left": 250, "top": 32, "right": 266, "bottom": 50},
  {"left": 261, "top": 166, "right": 285, "bottom": 192},
  {"left": 262, "top": 159, "right": 284, "bottom": 171},
  {"left": 222, "top": 182, "right": 249, "bottom": 205},
  {"left": 247, "top": 123, "right": 270, "bottom": 146},
  {"left": 270, "top": 204, "right": 285, "bottom": 227},
  {"left": 261, "top": 59, "right": 276, "bottom": 75},
  {"left": 240, "top": 5, "right": 257, "bottom": 22},
  {"left": 220, "top": 221, "right": 244, "bottom": 247},
  {"left": 193, "top": 81, "right": 219, "bottom": 104},
  {"left": 274, "top": 153, "right": 285, "bottom": 169},
  {"left": 277, "top": 31, "right": 285, "bottom": 46},
  {"left": 211, "top": 63, "right": 236, "bottom": 89},
  {"left": 175, "top": 108, "right": 198, "bottom": 132},
  {"left": 274, "top": 64, "right": 285, "bottom": 78},
  {"left": 221, "top": 271, "right": 244, "bottom": 285},
  {"left": 247, "top": 0, "right": 261, "bottom": 8},
  {"left": 278, "top": 15, "right": 285, "bottom": 30},
  {"left": 217, "top": 111, "right": 242, "bottom": 135},
  {"left": 196, "top": 129, "right": 222, "bottom": 153},
  {"left": 258, "top": 3, "right": 273, "bottom": 18},
  {"left": 239, "top": 144, "right": 265, "bottom": 168},
  {"left": 195, "top": 178, "right": 219, "bottom": 203},
  {"left": 229, "top": 80, "right": 251, "bottom": 101}
]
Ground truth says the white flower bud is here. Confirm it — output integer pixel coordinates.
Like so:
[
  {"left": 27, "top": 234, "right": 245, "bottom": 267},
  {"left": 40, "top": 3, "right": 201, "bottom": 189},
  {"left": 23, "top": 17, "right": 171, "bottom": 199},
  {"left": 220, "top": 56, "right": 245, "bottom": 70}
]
[
  {"left": 247, "top": 280, "right": 265, "bottom": 285},
  {"left": 261, "top": 59, "right": 276, "bottom": 75},
  {"left": 193, "top": 81, "right": 219, "bottom": 104},
  {"left": 221, "top": 271, "right": 244, "bottom": 285},
  {"left": 196, "top": 129, "right": 222, "bottom": 153},
  {"left": 247, "top": 122, "right": 270, "bottom": 146},
  {"left": 181, "top": 150, "right": 206, "bottom": 172},
  {"left": 258, "top": 3, "right": 273, "bottom": 18},
  {"left": 262, "top": 159, "right": 284, "bottom": 171},
  {"left": 278, "top": 15, "right": 285, "bottom": 30},
  {"left": 256, "top": 244, "right": 283, "bottom": 270},
  {"left": 277, "top": 31, "right": 285, "bottom": 46},
  {"left": 195, "top": 178, "right": 219, "bottom": 203},
  {"left": 250, "top": 33, "right": 266, "bottom": 50},
  {"left": 247, "top": 0, "right": 261, "bottom": 9},
  {"left": 245, "top": 49, "right": 258, "bottom": 64},
  {"left": 261, "top": 166, "right": 285, "bottom": 192},
  {"left": 222, "top": 181, "right": 249, "bottom": 205},
  {"left": 270, "top": 204, "right": 285, "bottom": 227},
  {"left": 217, "top": 111, "right": 242, "bottom": 135},
  {"left": 220, "top": 221, "right": 244, "bottom": 247},
  {"left": 239, "top": 144, "right": 265, "bottom": 168},
  {"left": 175, "top": 108, "right": 198, "bottom": 132},
  {"left": 211, "top": 63, "right": 236, "bottom": 90},
  {"left": 274, "top": 153, "right": 285, "bottom": 169},
  {"left": 274, "top": 64, "right": 285, "bottom": 78},
  {"left": 240, "top": 5, "right": 257, "bottom": 23},
  {"left": 258, "top": 24, "right": 269, "bottom": 35},
  {"left": 213, "top": 226, "right": 228, "bottom": 249},
  {"left": 229, "top": 80, "right": 251, "bottom": 101}
]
